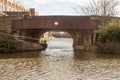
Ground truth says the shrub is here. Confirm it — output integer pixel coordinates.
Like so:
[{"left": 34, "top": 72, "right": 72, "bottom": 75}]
[
  {"left": 97, "top": 18, "right": 120, "bottom": 54},
  {"left": 97, "top": 26, "right": 120, "bottom": 43},
  {"left": 0, "top": 34, "right": 17, "bottom": 53},
  {"left": 24, "top": 12, "right": 31, "bottom": 17}
]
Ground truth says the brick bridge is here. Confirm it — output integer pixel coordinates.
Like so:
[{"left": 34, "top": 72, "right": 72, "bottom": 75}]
[{"left": 12, "top": 16, "right": 99, "bottom": 50}]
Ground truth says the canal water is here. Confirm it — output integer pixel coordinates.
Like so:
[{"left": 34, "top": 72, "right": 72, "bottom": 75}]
[{"left": 0, "top": 38, "right": 120, "bottom": 80}]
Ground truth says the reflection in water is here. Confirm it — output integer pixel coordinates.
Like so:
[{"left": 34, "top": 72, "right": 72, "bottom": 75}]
[
  {"left": 74, "top": 50, "right": 98, "bottom": 60},
  {"left": 0, "top": 38, "right": 120, "bottom": 80}
]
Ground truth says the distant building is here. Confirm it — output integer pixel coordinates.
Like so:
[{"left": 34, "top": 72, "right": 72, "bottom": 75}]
[
  {"left": 0, "top": 0, "right": 28, "bottom": 11},
  {"left": 0, "top": 0, "right": 39, "bottom": 16},
  {"left": 51, "top": 31, "right": 71, "bottom": 38}
]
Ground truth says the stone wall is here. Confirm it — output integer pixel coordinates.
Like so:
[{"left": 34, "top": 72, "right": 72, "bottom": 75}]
[
  {"left": 0, "top": 16, "right": 23, "bottom": 33},
  {"left": 0, "top": 20, "right": 12, "bottom": 33},
  {"left": 0, "top": 16, "right": 48, "bottom": 52},
  {"left": 15, "top": 40, "right": 44, "bottom": 52},
  {"left": 0, "top": 32, "right": 44, "bottom": 53},
  {"left": 13, "top": 34, "right": 45, "bottom": 52}
]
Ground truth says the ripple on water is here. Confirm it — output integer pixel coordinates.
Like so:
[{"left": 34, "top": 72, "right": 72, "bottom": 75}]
[{"left": 0, "top": 38, "right": 120, "bottom": 80}]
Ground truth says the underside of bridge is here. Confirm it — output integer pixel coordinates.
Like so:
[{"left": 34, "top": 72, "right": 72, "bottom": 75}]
[
  {"left": 12, "top": 16, "right": 98, "bottom": 50},
  {"left": 18, "top": 29, "right": 96, "bottom": 50}
]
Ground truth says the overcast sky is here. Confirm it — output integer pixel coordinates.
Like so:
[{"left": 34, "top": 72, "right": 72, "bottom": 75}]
[
  {"left": 19, "top": 0, "right": 120, "bottom": 16},
  {"left": 20, "top": 0, "right": 90, "bottom": 15}
]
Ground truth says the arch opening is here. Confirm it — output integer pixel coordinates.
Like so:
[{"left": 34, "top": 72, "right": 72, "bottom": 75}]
[{"left": 39, "top": 30, "right": 74, "bottom": 55}]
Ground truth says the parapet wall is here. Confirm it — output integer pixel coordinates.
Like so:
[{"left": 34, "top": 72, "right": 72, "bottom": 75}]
[{"left": 0, "top": 16, "right": 23, "bottom": 33}]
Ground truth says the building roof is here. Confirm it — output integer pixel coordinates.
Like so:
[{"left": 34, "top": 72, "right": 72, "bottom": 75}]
[{"left": 3, "top": 11, "right": 29, "bottom": 16}]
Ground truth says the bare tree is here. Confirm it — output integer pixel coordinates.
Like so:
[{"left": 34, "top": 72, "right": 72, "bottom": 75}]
[{"left": 75, "top": 0, "right": 120, "bottom": 16}]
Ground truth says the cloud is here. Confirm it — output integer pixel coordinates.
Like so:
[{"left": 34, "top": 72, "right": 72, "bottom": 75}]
[
  {"left": 21, "top": 0, "right": 47, "bottom": 8},
  {"left": 20, "top": 0, "right": 120, "bottom": 16},
  {"left": 21, "top": 0, "right": 87, "bottom": 7},
  {"left": 21, "top": 0, "right": 109, "bottom": 10},
  {"left": 21, "top": 0, "right": 120, "bottom": 8}
]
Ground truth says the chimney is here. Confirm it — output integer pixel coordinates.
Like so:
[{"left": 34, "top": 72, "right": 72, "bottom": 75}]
[{"left": 29, "top": 8, "right": 35, "bottom": 16}]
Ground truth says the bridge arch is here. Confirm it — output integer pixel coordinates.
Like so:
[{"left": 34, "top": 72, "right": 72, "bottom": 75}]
[
  {"left": 12, "top": 16, "right": 98, "bottom": 50},
  {"left": 38, "top": 30, "right": 74, "bottom": 49},
  {"left": 20, "top": 29, "right": 95, "bottom": 51}
]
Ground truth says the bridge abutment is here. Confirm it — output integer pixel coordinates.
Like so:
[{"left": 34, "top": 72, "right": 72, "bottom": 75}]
[{"left": 72, "top": 31, "right": 94, "bottom": 51}]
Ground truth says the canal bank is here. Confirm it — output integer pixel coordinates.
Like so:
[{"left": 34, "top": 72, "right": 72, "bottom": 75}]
[{"left": 0, "top": 32, "right": 46, "bottom": 53}]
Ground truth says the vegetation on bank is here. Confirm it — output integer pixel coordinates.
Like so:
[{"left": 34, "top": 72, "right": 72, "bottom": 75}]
[
  {"left": 24, "top": 12, "right": 31, "bottom": 17},
  {"left": 0, "top": 33, "right": 17, "bottom": 53},
  {"left": 97, "top": 19, "right": 120, "bottom": 54},
  {"left": 0, "top": 32, "right": 45, "bottom": 53}
]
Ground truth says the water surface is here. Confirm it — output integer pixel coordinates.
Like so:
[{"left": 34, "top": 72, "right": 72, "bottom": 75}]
[{"left": 0, "top": 38, "right": 120, "bottom": 80}]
